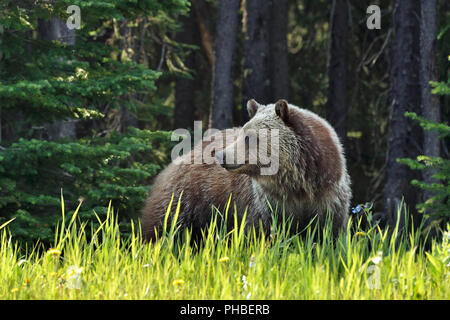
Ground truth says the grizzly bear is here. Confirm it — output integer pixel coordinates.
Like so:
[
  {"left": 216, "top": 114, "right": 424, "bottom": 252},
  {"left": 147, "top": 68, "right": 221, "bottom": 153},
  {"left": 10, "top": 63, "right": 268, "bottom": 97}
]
[{"left": 141, "top": 99, "right": 351, "bottom": 240}]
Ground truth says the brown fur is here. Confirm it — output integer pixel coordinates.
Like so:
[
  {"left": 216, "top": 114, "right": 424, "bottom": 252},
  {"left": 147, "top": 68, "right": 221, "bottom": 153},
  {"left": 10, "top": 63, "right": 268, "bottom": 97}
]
[{"left": 141, "top": 100, "right": 351, "bottom": 240}]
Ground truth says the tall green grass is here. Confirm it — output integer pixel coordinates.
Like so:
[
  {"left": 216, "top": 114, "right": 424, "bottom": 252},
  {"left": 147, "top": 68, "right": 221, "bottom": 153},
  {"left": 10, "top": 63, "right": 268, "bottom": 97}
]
[{"left": 0, "top": 195, "right": 449, "bottom": 299}]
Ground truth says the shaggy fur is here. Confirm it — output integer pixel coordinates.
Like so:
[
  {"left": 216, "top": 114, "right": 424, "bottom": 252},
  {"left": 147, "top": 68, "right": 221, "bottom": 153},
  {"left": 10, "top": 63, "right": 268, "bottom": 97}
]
[{"left": 141, "top": 100, "right": 351, "bottom": 240}]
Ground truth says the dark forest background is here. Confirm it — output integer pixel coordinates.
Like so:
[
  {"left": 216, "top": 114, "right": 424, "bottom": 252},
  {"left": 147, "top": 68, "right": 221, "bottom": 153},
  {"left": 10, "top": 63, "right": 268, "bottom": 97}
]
[{"left": 0, "top": 0, "right": 448, "bottom": 244}]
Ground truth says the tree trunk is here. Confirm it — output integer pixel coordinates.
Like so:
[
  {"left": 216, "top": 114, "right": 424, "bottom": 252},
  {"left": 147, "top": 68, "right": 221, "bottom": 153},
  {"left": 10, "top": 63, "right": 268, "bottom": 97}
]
[
  {"left": 420, "top": 0, "right": 440, "bottom": 204},
  {"left": 38, "top": 18, "right": 76, "bottom": 46},
  {"left": 241, "top": 0, "right": 271, "bottom": 124},
  {"left": 384, "top": 0, "right": 422, "bottom": 228},
  {"left": 118, "top": 19, "right": 140, "bottom": 131},
  {"left": 38, "top": 17, "right": 76, "bottom": 140},
  {"left": 174, "top": 12, "right": 197, "bottom": 130},
  {"left": 269, "top": 0, "right": 289, "bottom": 102},
  {"left": 210, "top": 0, "right": 241, "bottom": 130},
  {"left": 327, "top": 0, "right": 349, "bottom": 146},
  {"left": 192, "top": 0, "right": 215, "bottom": 69}
]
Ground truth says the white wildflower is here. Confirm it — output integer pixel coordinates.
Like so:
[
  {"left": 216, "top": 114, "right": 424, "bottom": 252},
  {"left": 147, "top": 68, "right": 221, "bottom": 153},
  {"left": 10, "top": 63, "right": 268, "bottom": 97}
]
[{"left": 371, "top": 251, "right": 383, "bottom": 265}]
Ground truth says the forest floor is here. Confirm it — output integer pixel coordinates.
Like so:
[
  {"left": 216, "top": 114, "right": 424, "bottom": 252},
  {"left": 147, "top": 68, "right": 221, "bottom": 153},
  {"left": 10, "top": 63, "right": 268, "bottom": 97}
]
[{"left": 0, "top": 200, "right": 449, "bottom": 300}]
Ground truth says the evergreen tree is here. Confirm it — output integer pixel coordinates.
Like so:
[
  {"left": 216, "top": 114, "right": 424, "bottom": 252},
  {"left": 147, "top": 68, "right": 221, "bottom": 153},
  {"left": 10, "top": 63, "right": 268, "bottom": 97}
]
[{"left": 0, "top": 0, "right": 189, "bottom": 243}]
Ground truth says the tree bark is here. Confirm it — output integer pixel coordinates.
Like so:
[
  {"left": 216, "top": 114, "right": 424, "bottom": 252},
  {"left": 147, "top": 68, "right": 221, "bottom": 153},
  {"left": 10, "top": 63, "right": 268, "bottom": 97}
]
[
  {"left": 420, "top": 0, "right": 440, "bottom": 203},
  {"left": 269, "top": 0, "right": 289, "bottom": 102},
  {"left": 38, "top": 17, "right": 76, "bottom": 140},
  {"left": 241, "top": 0, "right": 271, "bottom": 124},
  {"left": 384, "top": 0, "right": 422, "bottom": 228},
  {"left": 38, "top": 18, "right": 76, "bottom": 46},
  {"left": 327, "top": 0, "right": 349, "bottom": 146},
  {"left": 174, "top": 12, "right": 197, "bottom": 130},
  {"left": 118, "top": 19, "right": 140, "bottom": 131},
  {"left": 210, "top": 0, "right": 241, "bottom": 130},
  {"left": 192, "top": 0, "right": 215, "bottom": 68}
]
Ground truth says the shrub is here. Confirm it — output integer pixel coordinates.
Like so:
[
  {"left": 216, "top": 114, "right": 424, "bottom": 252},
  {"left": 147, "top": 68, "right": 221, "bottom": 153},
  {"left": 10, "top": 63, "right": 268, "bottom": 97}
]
[{"left": 398, "top": 80, "right": 450, "bottom": 224}]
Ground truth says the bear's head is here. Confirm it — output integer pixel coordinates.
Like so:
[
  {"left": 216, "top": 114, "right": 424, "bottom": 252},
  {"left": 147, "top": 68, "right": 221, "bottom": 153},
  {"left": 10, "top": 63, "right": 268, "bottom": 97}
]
[{"left": 215, "top": 99, "right": 299, "bottom": 179}]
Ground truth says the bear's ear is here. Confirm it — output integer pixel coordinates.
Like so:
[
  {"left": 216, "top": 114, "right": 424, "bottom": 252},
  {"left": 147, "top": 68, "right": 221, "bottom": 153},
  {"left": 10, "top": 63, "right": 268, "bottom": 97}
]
[
  {"left": 275, "top": 99, "right": 289, "bottom": 122},
  {"left": 247, "top": 99, "right": 260, "bottom": 119}
]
